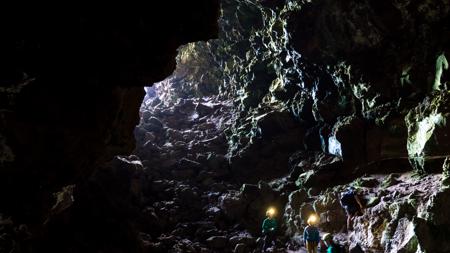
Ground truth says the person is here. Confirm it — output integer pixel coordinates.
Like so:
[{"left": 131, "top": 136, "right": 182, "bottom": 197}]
[
  {"left": 303, "top": 214, "right": 320, "bottom": 253},
  {"left": 322, "top": 233, "right": 343, "bottom": 253},
  {"left": 262, "top": 208, "right": 278, "bottom": 251},
  {"left": 340, "top": 187, "right": 364, "bottom": 231}
]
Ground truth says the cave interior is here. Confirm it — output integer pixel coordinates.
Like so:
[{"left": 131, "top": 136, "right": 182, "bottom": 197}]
[{"left": 1, "top": 1, "right": 450, "bottom": 253}]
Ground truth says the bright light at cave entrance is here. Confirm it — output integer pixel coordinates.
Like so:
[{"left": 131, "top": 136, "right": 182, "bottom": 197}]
[{"left": 328, "top": 136, "right": 342, "bottom": 157}]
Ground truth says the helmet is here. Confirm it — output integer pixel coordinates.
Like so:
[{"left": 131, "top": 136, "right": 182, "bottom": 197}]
[
  {"left": 307, "top": 214, "right": 319, "bottom": 225},
  {"left": 322, "top": 233, "right": 332, "bottom": 241}
]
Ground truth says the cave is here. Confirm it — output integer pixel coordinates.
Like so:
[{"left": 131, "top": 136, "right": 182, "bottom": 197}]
[{"left": 1, "top": 1, "right": 450, "bottom": 253}]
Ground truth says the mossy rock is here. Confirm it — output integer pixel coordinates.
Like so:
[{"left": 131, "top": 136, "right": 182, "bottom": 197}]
[{"left": 381, "top": 174, "right": 401, "bottom": 189}]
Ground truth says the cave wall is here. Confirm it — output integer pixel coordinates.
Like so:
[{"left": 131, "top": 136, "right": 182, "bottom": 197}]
[
  {"left": 184, "top": 0, "right": 450, "bottom": 180},
  {"left": 0, "top": 3, "right": 220, "bottom": 251}
]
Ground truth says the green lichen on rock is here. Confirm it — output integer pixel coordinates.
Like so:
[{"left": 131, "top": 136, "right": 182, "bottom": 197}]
[{"left": 406, "top": 91, "right": 450, "bottom": 173}]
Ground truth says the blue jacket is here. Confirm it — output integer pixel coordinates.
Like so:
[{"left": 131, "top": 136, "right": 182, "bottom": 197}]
[
  {"left": 303, "top": 225, "right": 320, "bottom": 243},
  {"left": 262, "top": 218, "right": 277, "bottom": 234}
]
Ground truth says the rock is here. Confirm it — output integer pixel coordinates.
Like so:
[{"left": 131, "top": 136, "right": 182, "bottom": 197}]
[
  {"left": 258, "top": 181, "right": 276, "bottom": 203},
  {"left": 296, "top": 152, "right": 345, "bottom": 189},
  {"left": 256, "top": 111, "right": 297, "bottom": 139},
  {"left": 194, "top": 224, "right": 221, "bottom": 241},
  {"left": 304, "top": 125, "right": 323, "bottom": 151},
  {"left": 176, "top": 186, "right": 200, "bottom": 207},
  {"left": 406, "top": 91, "right": 450, "bottom": 173},
  {"left": 425, "top": 188, "right": 450, "bottom": 226},
  {"left": 329, "top": 116, "right": 366, "bottom": 168},
  {"left": 311, "top": 78, "right": 343, "bottom": 124},
  {"left": 288, "top": 165, "right": 303, "bottom": 182},
  {"left": 147, "top": 117, "right": 164, "bottom": 131},
  {"left": 166, "top": 129, "right": 184, "bottom": 141},
  {"left": 313, "top": 191, "right": 346, "bottom": 232},
  {"left": 171, "top": 168, "right": 196, "bottom": 179},
  {"left": 443, "top": 157, "right": 450, "bottom": 187},
  {"left": 196, "top": 103, "right": 215, "bottom": 117},
  {"left": 219, "top": 191, "right": 246, "bottom": 221},
  {"left": 288, "top": 190, "right": 308, "bottom": 210},
  {"left": 299, "top": 203, "right": 316, "bottom": 224},
  {"left": 177, "top": 158, "right": 203, "bottom": 171},
  {"left": 284, "top": 189, "right": 309, "bottom": 236},
  {"left": 389, "top": 200, "right": 415, "bottom": 220},
  {"left": 307, "top": 188, "right": 320, "bottom": 197},
  {"left": 145, "top": 242, "right": 166, "bottom": 253},
  {"left": 240, "top": 184, "right": 260, "bottom": 200},
  {"left": 365, "top": 117, "right": 408, "bottom": 163},
  {"left": 229, "top": 232, "right": 256, "bottom": 247},
  {"left": 234, "top": 243, "right": 246, "bottom": 253},
  {"left": 206, "top": 236, "right": 228, "bottom": 249},
  {"left": 381, "top": 174, "right": 401, "bottom": 188},
  {"left": 356, "top": 177, "right": 379, "bottom": 188},
  {"left": 144, "top": 132, "right": 157, "bottom": 143},
  {"left": 365, "top": 196, "right": 380, "bottom": 208},
  {"left": 349, "top": 244, "right": 364, "bottom": 253},
  {"left": 388, "top": 218, "right": 419, "bottom": 253}
]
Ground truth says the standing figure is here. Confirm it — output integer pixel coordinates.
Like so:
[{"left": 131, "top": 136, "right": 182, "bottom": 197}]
[
  {"left": 340, "top": 187, "right": 364, "bottom": 231},
  {"left": 322, "top": 233, "right": 343, "bottom": 253},
  {"left": 262, "top": 207, "right": 278, "bottom": 252},
  {"left": 303, "top": 214, "right": 320, "bottom": 253}
]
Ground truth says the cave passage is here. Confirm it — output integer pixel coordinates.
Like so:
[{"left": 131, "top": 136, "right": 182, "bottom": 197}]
[{"left": 129, "top": 0, "right": 450, "bottom": 252}]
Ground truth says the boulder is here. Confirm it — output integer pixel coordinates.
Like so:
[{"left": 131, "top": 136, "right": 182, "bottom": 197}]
[
  {"left": 229, "top": 232, "right": 256, "bottom": 247},
  {"left": 425, "top": 188, "right": 450, "bottom": 226},
  {"left": 406, "top": 91, "right": 450, "bottom": 173},
  {"left": 206, "top": 236, "right": 228, "bottom": 249},
  {"left": 234, "top": 243, "right": 247, "bottom": 253},
  {"left": 219, "top": 191, "right": 246, "bottom": 221},
  {"left": 389, "top": 200, "right": 416, "bottom": 220},
  {"left": 388, "top": 218, "right": 419, "bottom": 253}
]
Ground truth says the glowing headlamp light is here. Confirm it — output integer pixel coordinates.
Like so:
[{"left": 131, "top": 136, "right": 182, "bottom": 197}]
[
  {"left": 307, "top": 214, "right": 319, "bottom": 224},
  {"left": 266, "top": 207, "right": 276, "bottom": 216}
]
